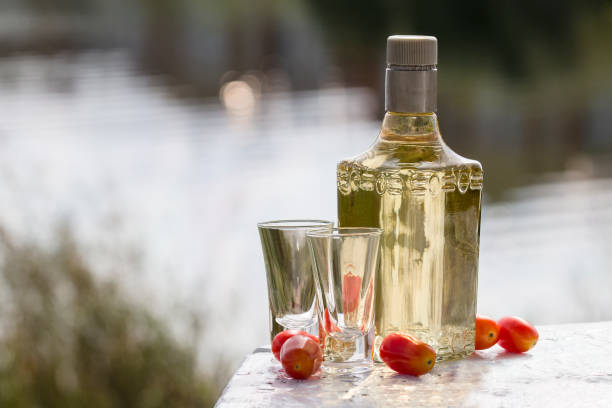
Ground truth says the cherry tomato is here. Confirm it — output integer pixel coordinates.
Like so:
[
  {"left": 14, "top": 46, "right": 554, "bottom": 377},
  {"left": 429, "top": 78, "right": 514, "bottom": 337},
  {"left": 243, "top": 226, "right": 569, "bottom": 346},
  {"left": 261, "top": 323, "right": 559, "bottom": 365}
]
[
  {"left": 271, "top": 330, "right": 318, "bottom": 361},
  {"left": 475, "top": 315, "right": 500, "bottom": 350},
  {"left": 497, "top": 316, "right": 538, "bottom": 353},
  {"left": 280, "top": 335, "right": 322, "bottom": 379},
  {"left": 379, "top": 333, "right": 436, "bottom": 376},
  {"left": 342, "top": 270, "right": 362, "bottom": 313}
]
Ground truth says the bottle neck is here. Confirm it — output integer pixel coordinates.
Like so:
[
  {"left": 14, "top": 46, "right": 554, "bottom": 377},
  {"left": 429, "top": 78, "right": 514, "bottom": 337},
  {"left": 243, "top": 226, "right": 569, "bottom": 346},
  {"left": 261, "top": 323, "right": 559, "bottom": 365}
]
[
  {"left": 379, "top": 112, "right": 442, "bottom": 144},
  {"left": 385, "top": 65, "right": 437, "bottom": 113}
]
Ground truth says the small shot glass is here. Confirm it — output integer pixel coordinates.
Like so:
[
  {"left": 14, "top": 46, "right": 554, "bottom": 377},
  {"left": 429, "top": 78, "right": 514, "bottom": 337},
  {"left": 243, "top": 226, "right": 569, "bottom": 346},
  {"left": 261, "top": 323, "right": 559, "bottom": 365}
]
[
  {"left": 307, "top": 227, "right": 382, "bottom": 373},
  {"left": 258, "top": 220, "right": 333, "bottom": 344}
]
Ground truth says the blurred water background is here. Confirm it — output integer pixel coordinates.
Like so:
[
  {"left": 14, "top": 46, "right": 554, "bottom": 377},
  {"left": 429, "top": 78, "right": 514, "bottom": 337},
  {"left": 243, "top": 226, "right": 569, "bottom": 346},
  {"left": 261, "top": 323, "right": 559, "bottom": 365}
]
[{"left": 1, "top": 1, "right": 612, "bottom": 405}]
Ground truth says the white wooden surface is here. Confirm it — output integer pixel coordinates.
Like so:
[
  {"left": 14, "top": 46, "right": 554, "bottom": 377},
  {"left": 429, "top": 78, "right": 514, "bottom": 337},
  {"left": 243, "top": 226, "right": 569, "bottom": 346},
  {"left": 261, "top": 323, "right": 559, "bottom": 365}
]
[{"left": 215, "top": 321, "right": 612, "bottom": 407}]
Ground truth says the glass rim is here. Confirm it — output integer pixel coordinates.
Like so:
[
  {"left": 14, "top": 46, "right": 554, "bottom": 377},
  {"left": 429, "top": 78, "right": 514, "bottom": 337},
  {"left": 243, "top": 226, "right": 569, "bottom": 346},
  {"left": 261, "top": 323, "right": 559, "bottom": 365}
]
[
  {"left": 306, "top": 227, "right": 383, "bottom": 238},
  {"left": 257, "top": 219, "right": 333, "bottom": 230}
]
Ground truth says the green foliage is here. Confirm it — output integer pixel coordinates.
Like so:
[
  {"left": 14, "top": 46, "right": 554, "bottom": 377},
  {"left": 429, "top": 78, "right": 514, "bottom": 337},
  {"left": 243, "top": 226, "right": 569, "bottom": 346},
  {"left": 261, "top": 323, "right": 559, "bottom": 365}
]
[
  {"left": 0, "top": 228, "right": 223, "bottom": 408},
  {"left": 307, "top": 0, "right": 611, "bottom": 77}
]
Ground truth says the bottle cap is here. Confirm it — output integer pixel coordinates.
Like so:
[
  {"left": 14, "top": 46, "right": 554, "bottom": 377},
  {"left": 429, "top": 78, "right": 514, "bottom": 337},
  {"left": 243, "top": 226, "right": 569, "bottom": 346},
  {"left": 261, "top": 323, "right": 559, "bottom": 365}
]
[{"left": 386, "top": 35, "right": 437, "bottom": 66}]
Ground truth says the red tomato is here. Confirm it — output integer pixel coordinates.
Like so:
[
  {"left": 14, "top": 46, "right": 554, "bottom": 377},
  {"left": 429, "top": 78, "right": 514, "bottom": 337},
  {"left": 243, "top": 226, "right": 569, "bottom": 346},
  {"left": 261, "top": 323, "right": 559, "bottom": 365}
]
[
  {"left": 475, "top": 315, "right": 500, "bottom": 350},
  {"left": 342, "top": 271, "right": 362, "bottom": 313},
  {"left": 497, "top": 316, "right": 539, "bottom": 353},
  {"left": 280, "top": 335, "right": 322, "bottom": 380},
  {"left": 271, "top": 330, "right": 318, "bottom": 361},
  {"left": 379, "top": 333, "right": 436, "bottom": 376}
]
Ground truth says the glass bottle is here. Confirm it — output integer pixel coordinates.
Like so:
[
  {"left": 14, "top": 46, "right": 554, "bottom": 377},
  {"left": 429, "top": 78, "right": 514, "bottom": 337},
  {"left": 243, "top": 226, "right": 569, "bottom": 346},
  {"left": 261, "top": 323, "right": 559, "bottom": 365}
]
[{"left": 337, "top": 36, "right": 483, "bottom": 361}]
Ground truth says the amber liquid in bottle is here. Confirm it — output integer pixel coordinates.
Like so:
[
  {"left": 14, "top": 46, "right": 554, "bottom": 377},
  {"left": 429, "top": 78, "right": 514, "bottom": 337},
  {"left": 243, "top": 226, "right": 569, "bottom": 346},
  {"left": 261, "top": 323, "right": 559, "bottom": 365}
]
[{"left": 338, "top": 111, "right": 482, "bottom": 361}]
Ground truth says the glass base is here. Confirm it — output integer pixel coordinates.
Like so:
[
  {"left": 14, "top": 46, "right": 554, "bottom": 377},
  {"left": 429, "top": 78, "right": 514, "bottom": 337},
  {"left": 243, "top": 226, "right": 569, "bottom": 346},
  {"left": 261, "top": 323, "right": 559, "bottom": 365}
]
[
  {"left": 275, "top": 314, "right": 317, "bottom": 331},
  {"left": 269, "top": 319, "right": 318, "bottom": 344},
  {"left": 322, "top": 360, "right": 372, "bottom": 376},
  {"left": 323, "top": 332, "right": 369, "bottom": 364}
]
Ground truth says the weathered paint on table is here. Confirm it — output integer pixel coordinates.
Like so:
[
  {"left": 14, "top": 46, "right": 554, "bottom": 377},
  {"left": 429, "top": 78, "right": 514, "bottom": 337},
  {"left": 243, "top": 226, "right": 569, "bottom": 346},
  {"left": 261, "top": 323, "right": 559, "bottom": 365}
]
[{"left": 215, "top": 321, "right": 612, "bottom": 407}]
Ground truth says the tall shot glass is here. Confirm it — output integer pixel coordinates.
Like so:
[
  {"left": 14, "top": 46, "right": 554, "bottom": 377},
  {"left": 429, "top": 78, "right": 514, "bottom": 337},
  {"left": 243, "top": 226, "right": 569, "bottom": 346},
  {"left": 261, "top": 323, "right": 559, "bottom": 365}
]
[
  {"left": 258, "top": 220, "right": 333, "bottom": 343},
  {"left": 307, "top": 227, "right": 382, "bottom": 372}
]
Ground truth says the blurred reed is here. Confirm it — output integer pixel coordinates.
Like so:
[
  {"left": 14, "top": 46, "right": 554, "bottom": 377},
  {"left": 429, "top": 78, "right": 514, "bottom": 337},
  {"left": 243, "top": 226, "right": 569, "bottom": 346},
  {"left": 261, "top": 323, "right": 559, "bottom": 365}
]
[{"left": 0, "top": 225, "right": 227, "bottom": 408}]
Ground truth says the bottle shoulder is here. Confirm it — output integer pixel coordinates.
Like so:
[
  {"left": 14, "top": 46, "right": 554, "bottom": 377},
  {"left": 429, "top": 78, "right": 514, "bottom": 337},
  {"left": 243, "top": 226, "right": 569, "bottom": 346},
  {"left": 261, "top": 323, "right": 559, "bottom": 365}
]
[{"left": 339, "top": 140, "right": 482, "bottom": 173}]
